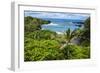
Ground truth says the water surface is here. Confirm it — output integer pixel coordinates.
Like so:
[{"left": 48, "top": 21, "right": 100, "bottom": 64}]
[{"left": 41, "top": 18, "right": 84, "bottom": 34}]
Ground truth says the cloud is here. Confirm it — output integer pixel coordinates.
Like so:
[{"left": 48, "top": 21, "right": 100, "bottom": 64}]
[{"left": 24, "top": 11, "right": 90, "bottom": 20}]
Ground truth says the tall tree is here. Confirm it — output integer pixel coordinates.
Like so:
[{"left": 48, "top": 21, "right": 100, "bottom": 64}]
[
  {"left": 60, "top": 28, "right": 78, "bottom": 50},
  {"left": 79, "top": 17, "right": 90, "bottom": 46}
]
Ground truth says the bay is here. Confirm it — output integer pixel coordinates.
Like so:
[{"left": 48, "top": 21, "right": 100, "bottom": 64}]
[{"left": 41, "top": 18, "right": 84, "bottom": 34}]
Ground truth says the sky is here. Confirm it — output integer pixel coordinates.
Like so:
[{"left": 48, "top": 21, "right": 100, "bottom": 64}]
[{"left": 24, "top": 11, "right": 90, "bottom": 20}]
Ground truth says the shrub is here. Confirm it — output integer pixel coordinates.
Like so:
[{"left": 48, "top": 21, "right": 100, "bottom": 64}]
[
  {"left": 24, "top": 39, "right": 64, "bottom": 61},
  {"left": 62, "top": 45, "right": 90, "bottom": 59}
]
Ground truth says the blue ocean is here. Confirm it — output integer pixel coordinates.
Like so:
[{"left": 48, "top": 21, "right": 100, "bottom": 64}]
[{"left": 41, "top": 18, "right": 84, "bottom": 34}]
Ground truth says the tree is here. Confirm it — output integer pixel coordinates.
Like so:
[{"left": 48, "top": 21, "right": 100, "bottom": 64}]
[
  {"left": 65, "top": 28, "right": 77, "bottom": 44},
  {"left": 60, "top": 28, "right": 78, "bottom": 59},
  {"left": 78, "top": 17, "right": 90, "bottom": 46},
  {"left": 62, "top": 45, "right": 90, "bottom": 59},
  {"left": 60, "top": 28, "right": 77, "bottom": 49},
  {"left": 24, "top": 16, "right": 50, "bottom": 32}
]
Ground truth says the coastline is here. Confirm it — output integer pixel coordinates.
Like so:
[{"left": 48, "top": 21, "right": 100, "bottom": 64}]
[{"left": 56, "top": 31, "right": 64, "bottom": 34}]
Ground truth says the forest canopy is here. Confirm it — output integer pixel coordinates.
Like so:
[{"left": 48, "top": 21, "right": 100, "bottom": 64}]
[{"left": 24, "top": 16, "right": 90, "bottom": 61}]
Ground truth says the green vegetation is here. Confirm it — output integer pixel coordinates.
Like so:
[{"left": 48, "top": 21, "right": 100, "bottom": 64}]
[
  {"left": 78, "top": 17, "right": 90, "bottom": 46},
  {"left": 24, "top": 16, "right": 50, "bottom": 32},
  {"left": 24, "top": 16, "right": 90, "bottom": 61},
  {"left": 62, "top": 45, "right": 90, "bottom": 59}
]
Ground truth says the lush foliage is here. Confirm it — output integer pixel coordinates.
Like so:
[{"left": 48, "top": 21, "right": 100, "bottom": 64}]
[
  {"left": 24, "top": 16, "right": 50, "bottom": 32},
  {"left": 24, "top": 39, "right": 64, "bottom": 61},
  {"left": 62, "top": 45, "right": 90, "bottom": 59},
  {"left": 24, "top": 16, "right": 90, "bottom": 61},
  {"left": 78, "top": 17, "right": 90, "bottom": 46},
  {"left": 64, "top": 28, "right": 78, "bottom": 44},
  {"left": 25, "top": 30, "right": 57, "bottom": 40}
]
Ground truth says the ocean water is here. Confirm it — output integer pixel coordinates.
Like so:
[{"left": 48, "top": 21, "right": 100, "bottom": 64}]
[{"left": 41, "top": 18, "right": 84, "bottom": 34}]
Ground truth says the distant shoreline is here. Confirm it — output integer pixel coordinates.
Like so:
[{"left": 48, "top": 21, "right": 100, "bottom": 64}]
[{"left": 56, "top": 31, "right": 64, "bottom": 34}]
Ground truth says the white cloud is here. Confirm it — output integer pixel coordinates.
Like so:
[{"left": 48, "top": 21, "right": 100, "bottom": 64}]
[{"left": 24, "top": 11, "right": 90, "bottom": 20}]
